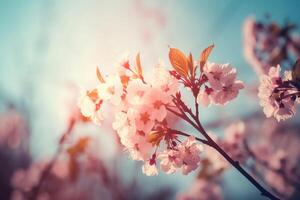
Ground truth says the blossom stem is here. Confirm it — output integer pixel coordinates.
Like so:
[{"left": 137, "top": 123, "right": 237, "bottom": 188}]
[
  {"left": 170, "top": 129, "right": 210, "bottom": 146},
  {"left": 168, "top": 98, "right": 280, "bottom": 200},
  {"left": 204, "top": 133, "right": 280, "bottom": 200},
  {"left": 195, "top": 98, "right": 199, "bottom": 120},
  {"left": 166, "top": 106, "right": 200, "bottom": 133}
]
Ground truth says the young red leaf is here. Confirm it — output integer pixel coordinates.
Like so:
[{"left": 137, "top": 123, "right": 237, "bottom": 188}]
[
  {"left": 96, "top": 67, "right": 105, "bottom": 83},
  {"left": 199, "top": 44, "right": 214, "bottom": 72},
  {"left": 67, "top": 137, "right": 90, "bottom": 181},
  {"left": 169, "top": 48, "right": 189, "bottom": 78},
  {"left": 187, "top": 52, "right": 194, "bottom": 77},
  {"left": 120, "top": 75, "right": 130, "bottom": 87},
  {"left": 136, "top": 53, "right": 143, "bottom": 77},
  {"left": 67, "top": 137, "right": 90, "bottom": 156}
]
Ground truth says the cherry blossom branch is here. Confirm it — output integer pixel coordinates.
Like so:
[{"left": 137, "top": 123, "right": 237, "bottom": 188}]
[
  {"left": 203, "top": 134, "right": 280, "bottom": 200},
  {"left": 29, "top": 118, "right": 76, "bottom": 200},
  {"left": 195, "top": 103, "right": 199, "bottom": 120},
  {"left": 78, "top": 47, "right": 289, "bottom": 199},
  {"left": 167, "top": 96, "right": 280, "bottom": 200},
  {"left": 248, "top": 163, "right": 289, "bottom": 200},
  {"left": 170, "top": 129, "right": 210, "bottom": 146},
  {"left": 167, "top": 101, "right": 200, "bottom": 131}
]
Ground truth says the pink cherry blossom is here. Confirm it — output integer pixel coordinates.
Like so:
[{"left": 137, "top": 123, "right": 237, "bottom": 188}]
[
  {"left": 243, "top": 17, "right": 265, "bottom": 75},
  {"left": 127, "top": 134, "right": 153, "bottom": 161},
  {"left": 112, "top": 110, "right": 152, "bottom": 161},
  {"left": 11, "top": 162, "right": 46, "bottom": 192},
  {"left": 158, "top": 149, "right": 182, "bottom": 174},
  {"left": 222, "top": 122, "right": 247, "bottom": 163},
  {"left": 78, "top": 90, "right": 103, "bottom": 125},
  {"left": 130, "top": 106, "right": 155, "bottom": 134},
  {"left": 144, "top": 87, "right": 171, "bottom": 121},
  {"left": 97, "top": 75, "right": 123, "bottom": 106},
  {"left": 177, "top": 179, "right": 223, "bottom": 200},
  {"left": 264, "top": 170, "right": 294, "bottom": 197},
  {"left": 156, "top": 137, "right": 203, "bottom": 175},
  {"left": 126, "top": 79, "right": 149, "bottom": 105},
  {"left": 243, "top": 17, "right": 300, "bottom": 76},
  {"left": 0, "top": 110, "right": 27, "bottom": 149},
  {"left": 199, "top": 62, "right": 244, "bottom": 106},
  {"left": 112, "top": 111, "right": 129, "bottom": 132},
  {"left": 224, "top": 121, "right": 245, "bottom": 144},
  {"left": 264, "top": 150, "right": 295, "bottom": 197},
  {"left": 203, "top": 62, "right": 233, "bottom": 90},
  {"left": 178, "top": 136, "right": 203, "bottom": 175},
  {"left": 196, "top": 88, "right": 211, "bottom": 107},
  {"left": 142, "top": 160, "right": 158, "bottom": 176},
  {"left": 150, "top": 66, "right": 179, "bottom": 95},
  {"left": 258, "top": 65, "right": 297, "bottom": 121},
  {"left": 211, "top": 78, "right": 244, "bottom": 105}
]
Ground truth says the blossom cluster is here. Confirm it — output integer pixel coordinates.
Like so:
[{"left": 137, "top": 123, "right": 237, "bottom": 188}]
[
  {"left": 242, "top": 118, "right": 300, "bottom": 198},
  {"left": 258, "top": 65, "right": 300, "bottom": 121},
  {"left": 10, "top": 154, "right": 122, "bottom": 200},
  {"left": 197, "top": 62, "right": 244, "bottom": 106},
  {"left": 10, "top": 134, "right": 122, "bottom": 200},
  {"left": 79, "top": 61, "right": 203, "bottom": 176},
  {"left": 177, "top": 121, "right": 247, "bottom": 200},
  {"left": 11, "top": 160, "right": 68, "bottom": 200},
  {"left": 243, "top": 17, "right": 300, "bottom": 75},
  {"left": 181, "top": 119, "right": 300, "bottom": 199},
  {"left": 78, "top": 47, "right": 244, "bottom": 176}
]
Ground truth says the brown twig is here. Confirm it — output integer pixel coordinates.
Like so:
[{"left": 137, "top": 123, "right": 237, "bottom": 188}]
[
  {"left": 167, "top": 94, "right": 280, "bottom": 200},
  {"left": 169, "top": 129, "right": 210, "bottom": 146},
  {"left": 28, "top": 118, "right": 76, "bottom": 200}
]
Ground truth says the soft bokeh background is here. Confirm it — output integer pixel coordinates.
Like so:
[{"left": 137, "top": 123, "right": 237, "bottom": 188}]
[{"left": 1, "top": 0, "right": 300, "bottom": 199}]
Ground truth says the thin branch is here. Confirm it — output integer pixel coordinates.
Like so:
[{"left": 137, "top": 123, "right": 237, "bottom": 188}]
[
  {"left": 169, "top": 129, "right": 211, "bottom": 146},
  {"left": 29, "top": 118, "right": 76, "bottom": 200},
  {"left": 166, "top": 106, "right": 199, "bottom": 131},
  {"left": 195, "top": 98, "right": 199, "bottom": 121},
  {"left": 172, "top": 95, "right": 280, "bottom": 200}
]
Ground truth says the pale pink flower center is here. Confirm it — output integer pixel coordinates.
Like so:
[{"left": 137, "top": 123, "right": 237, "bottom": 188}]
[
  {"left": 136, "top": 90, "right": 145, "bottom": 97},
  {"left": 140, "top": 112, "right": 150, "bottom": 124},
  {"left": 153, "top": 100, "right": 164, "bottom": 109},
  {"left": 212, "top": 71, "right": 222, "bottom": 80}
]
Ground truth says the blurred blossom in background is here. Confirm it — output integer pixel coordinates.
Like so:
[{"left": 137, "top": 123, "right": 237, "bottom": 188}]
[{"left": 0, "top": 0, "right": 300, "bottom": 200}]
